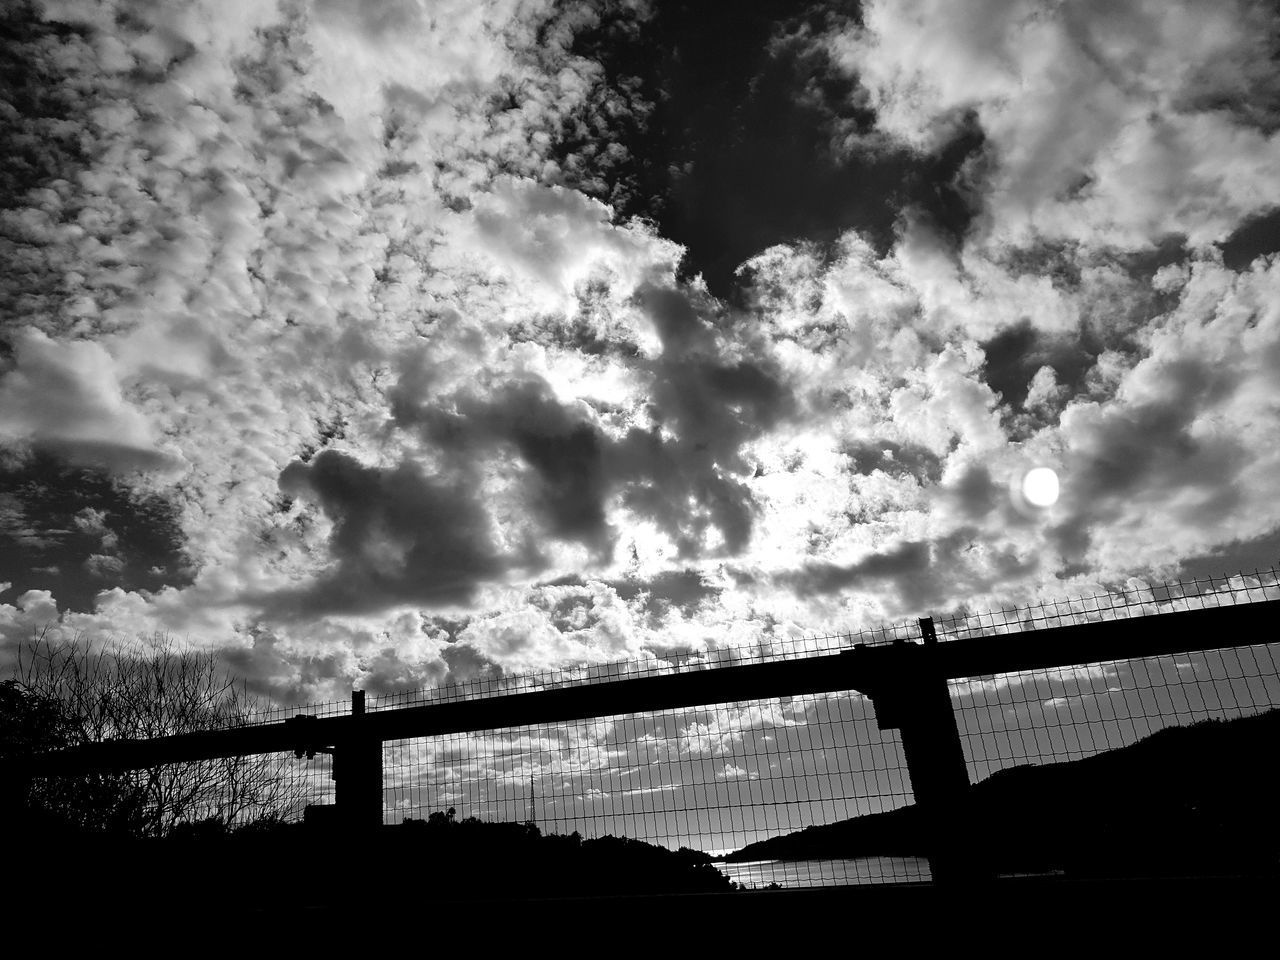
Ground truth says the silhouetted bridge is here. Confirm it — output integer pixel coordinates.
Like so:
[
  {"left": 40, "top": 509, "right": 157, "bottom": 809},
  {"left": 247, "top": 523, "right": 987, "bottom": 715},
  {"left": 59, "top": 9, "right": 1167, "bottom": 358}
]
[{"left": 5, "top": 571, "right": 1279, "bottom": 887}]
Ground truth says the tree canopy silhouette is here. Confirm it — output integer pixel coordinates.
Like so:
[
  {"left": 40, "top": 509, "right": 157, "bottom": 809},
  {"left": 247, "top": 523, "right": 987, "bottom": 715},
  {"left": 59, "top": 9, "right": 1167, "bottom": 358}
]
[{"left": 4, "top": 630, "right": 303, "bottom": 837}]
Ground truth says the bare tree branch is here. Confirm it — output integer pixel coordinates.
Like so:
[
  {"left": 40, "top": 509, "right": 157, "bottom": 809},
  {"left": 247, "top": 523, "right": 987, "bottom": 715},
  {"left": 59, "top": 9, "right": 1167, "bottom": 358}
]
[{"left": 10, "top": 631, "right": 308, "bottom": 837}]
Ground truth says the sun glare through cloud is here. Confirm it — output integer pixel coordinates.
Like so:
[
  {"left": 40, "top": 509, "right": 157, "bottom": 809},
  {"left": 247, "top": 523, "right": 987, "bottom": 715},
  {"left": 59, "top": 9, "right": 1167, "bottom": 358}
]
[{"left": 1021, "top": 468, "right": 1060, "bottom": 508}]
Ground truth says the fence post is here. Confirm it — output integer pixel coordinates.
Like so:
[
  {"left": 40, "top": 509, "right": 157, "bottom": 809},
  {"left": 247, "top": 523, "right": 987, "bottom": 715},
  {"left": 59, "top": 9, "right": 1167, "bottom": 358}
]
[
  {"left": 335, "top": 690, "right": 383, "bottom": 832},
  {"left": 862, "top": 619, "right": 987, "bottom": 884}
]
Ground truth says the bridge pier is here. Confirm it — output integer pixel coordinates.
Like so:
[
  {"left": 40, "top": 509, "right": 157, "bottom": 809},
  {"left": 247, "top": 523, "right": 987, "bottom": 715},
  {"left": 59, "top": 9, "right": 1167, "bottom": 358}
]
[
  {"left": 333, "top": 691, "right": 384, "bottom": 833},
  {"left": 861, "top": 619, "right": 992, "bottom": 885}
]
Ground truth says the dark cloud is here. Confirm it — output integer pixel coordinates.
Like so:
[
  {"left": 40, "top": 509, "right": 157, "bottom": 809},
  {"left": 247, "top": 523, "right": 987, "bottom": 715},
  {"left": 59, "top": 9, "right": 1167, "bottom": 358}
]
[
  {"left": 641, "top": 286, "right": 793, "bottom": 458},
  {"left": 0, "top": 3, "right": 91, "bottom": 328},
  {"left": 978, "top": 236, "right": 1196, "bottom": 444},
  {"left": 633, "top": 339, "right": 787, "bottom": 540},
  {"left": 779, "top": 530, "right": 1040, "bottom": 615},
  {"left": 266, "top": 450, "right": 520, "bottom": 615},
  {"left": 1044, "top": 348, "right": 1261, "bottom": 574},
  {"left": 439, "top": 641, "right": 505, "bottom": 686},
  {"left": 358, "top": 645, "right": 449, "bottom": 698},
  {"left": 1048, "top": 519, "right": 1093, "bottom": 570},
  {"left": 422, "top": 613, "right": 473, "bottom": 641},
  {"left": 622, "top": 284, "right": 793, "bottom": 555},
  {"left": 391, "top": 285, "right": 793, "bottom": 561},
  {"left": 980, "top": 319, "right": 1096, "bottom": 411},
  {"left": 1221, "top": 208, "right": 1280, "bottom": 271},
  {"left": 222, "top": 626, "right": 357, "bottom": 708},
  {"left": 945, "top": 463, "right": 1001, "bottom": 522},
  {"left": 1114, "top": 236, "right": 1193, "bottom": 281},
  {"left": 402, "top": 377, "right": 613, "bottom": 556},
  {"left": 899, "top": 110, "right": 988, "bottom": 251},
  {"left": 1175, "top": 526, "right": 1280, "bottom": 583},
  {"left": 783, "top": 539, "right": 932, "bottom": 596},
  {"left": 611, "top": 429, "right": 757, "bottom": 556},
  {"left": 991, "top": 240, "right": 1087, "bottom": 289},
  {"left": 626, "top": 284, "right": 792, "bottom": 554},
  {"left": 1066, "top": 361, "right": 1246, "bottom": 511},
  {"left": 609, "top": 568, "right": 721, "bottom": 621},
  {"left": 556, "top": 0, "right": 986, "bottom": 297},
  {"left": 0, "top": 452, "right": 192, "bottom": 611},
  {"left": 841, "top": 439, "right": 943, "bottom": 484},
  {"left": 1172, "top": 522, "right": 1280, "bottom": 583}
]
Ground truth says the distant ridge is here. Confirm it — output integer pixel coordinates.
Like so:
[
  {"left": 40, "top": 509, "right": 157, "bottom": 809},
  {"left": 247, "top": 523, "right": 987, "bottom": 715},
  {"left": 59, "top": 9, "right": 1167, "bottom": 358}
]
[{"left": 725, "top": 708, "right": 1280, "bottom": 877}]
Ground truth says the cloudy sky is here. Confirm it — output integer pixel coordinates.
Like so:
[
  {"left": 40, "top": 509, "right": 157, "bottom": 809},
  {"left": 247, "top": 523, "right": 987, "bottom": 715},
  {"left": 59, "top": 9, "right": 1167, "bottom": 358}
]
[{"left": 3, "top": 0, "right": 1280, "bottom": 706}]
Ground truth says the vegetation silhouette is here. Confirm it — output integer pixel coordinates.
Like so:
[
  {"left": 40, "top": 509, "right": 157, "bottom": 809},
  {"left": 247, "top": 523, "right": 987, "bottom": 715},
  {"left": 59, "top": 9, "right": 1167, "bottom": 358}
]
[
  {"left": 2, "top": 809, "right": 736, "bottom": 912},
  {"left": 2, "top": 632, "right": 303, "bottom": 836},
  {"left": 725, "top": 708, "right": 1280, "bottom": 879},
  {"left": 4, "top": 643, "right": 735, "bottom": 904},
  {"left": 311, "top": 807, "right": 739, "bottom": 899}
]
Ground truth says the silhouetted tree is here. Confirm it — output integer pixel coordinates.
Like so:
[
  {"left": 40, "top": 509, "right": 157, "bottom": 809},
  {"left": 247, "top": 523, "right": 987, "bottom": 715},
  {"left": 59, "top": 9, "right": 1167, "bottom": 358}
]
[
  {"left": 7, "top": 630, "right": 304, "bottom": 837},
  {"left": 0, "top": 677, "right": 71, "bottom": 756}
]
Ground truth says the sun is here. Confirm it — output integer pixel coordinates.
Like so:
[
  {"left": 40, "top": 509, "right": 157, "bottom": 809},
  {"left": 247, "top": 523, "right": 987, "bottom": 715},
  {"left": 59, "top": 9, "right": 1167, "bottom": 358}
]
[{"left": 1021, "top": 467, "right": 1060, "bottom": 507}]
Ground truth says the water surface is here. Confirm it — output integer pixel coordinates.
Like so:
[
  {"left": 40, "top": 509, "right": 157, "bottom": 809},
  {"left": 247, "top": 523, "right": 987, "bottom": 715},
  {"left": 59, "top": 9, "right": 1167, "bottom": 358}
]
[{"left": 718, "top": 856, "right": 932, "bottom": 888}]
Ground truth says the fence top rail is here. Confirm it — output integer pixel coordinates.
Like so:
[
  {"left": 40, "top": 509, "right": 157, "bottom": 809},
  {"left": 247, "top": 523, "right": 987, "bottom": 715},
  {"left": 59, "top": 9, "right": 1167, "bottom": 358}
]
[
  {"left": 11, "top": 595, "right": 1279, "bottom": 777},
  {"left": 353, "top": 567, "right": 1280, "bottom": 717}
]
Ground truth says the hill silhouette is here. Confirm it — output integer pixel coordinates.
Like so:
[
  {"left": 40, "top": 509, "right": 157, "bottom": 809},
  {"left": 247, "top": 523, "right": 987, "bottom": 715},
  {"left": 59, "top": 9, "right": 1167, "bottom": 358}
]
[
  {"left": 725, "top": 708, "right": 1280, "bottom": 878},
  {"left": 5, "top": 807, "right": 736, "bottom": 908},
  {"left": 345, "top": 809, "right": 738, "bottom": 897}
]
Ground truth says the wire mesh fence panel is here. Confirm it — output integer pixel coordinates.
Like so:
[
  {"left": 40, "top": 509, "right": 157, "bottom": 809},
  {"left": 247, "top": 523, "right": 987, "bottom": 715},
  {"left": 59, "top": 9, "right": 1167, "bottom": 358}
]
[
  {"left": 951, "top": 641, "right": 1280, "bottom": 780},
  {"left": 949, "top": 641, "right": 1280, "bottom": 878},
  {"left": 363, "top": 567, "right": 1279, "bottom": 722},
  {"left": 934, "top": 569, "right": 1280, "bottom": 643},
  {"left": 382, "top": 690, "right": 924, "bottom": 889},
  {"left": 240, "top": 697, "right": 352, "bottom": 727},
  {"left": 365, "top": 625, "right": 923, "bottom": 714}
]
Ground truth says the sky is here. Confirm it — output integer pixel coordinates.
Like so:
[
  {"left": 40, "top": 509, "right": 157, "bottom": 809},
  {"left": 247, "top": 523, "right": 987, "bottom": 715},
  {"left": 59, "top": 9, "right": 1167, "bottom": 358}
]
[{"left": 3, "top": 0, "right": 1280, "bottom": 709}]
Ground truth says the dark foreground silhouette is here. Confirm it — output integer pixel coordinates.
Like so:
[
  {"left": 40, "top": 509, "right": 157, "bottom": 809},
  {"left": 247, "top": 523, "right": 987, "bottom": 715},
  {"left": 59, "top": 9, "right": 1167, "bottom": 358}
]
[
  {"left": 6, "top": 710, "right": 1278, "bottom": 924},
  {"left": 725, "top": 708, "right": 1280, "bottom": 878},
  {"left": 4, "top": 808, "right": 735, "bottom": 910},
  {"left": 327, "top": 809, "right": 737, "bottom": 897}
]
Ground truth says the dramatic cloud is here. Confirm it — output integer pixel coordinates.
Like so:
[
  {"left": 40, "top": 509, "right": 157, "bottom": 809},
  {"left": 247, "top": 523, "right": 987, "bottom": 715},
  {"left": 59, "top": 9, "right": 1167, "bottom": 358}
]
[
  {"left": 1053, "top": 258, "right": 1280, "bottom": 570},
  {"left": 827, "top": 0, "right": 1280, "bottom": 250},
  {"left": 388, "top": 279, "right": 792, "bottom": 563},
  {"left": 272, "top": 449, "right": 521, "bottom": 614},
  {"left": 2, "top": 0, "right": 1279, "bottom": 703}
]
